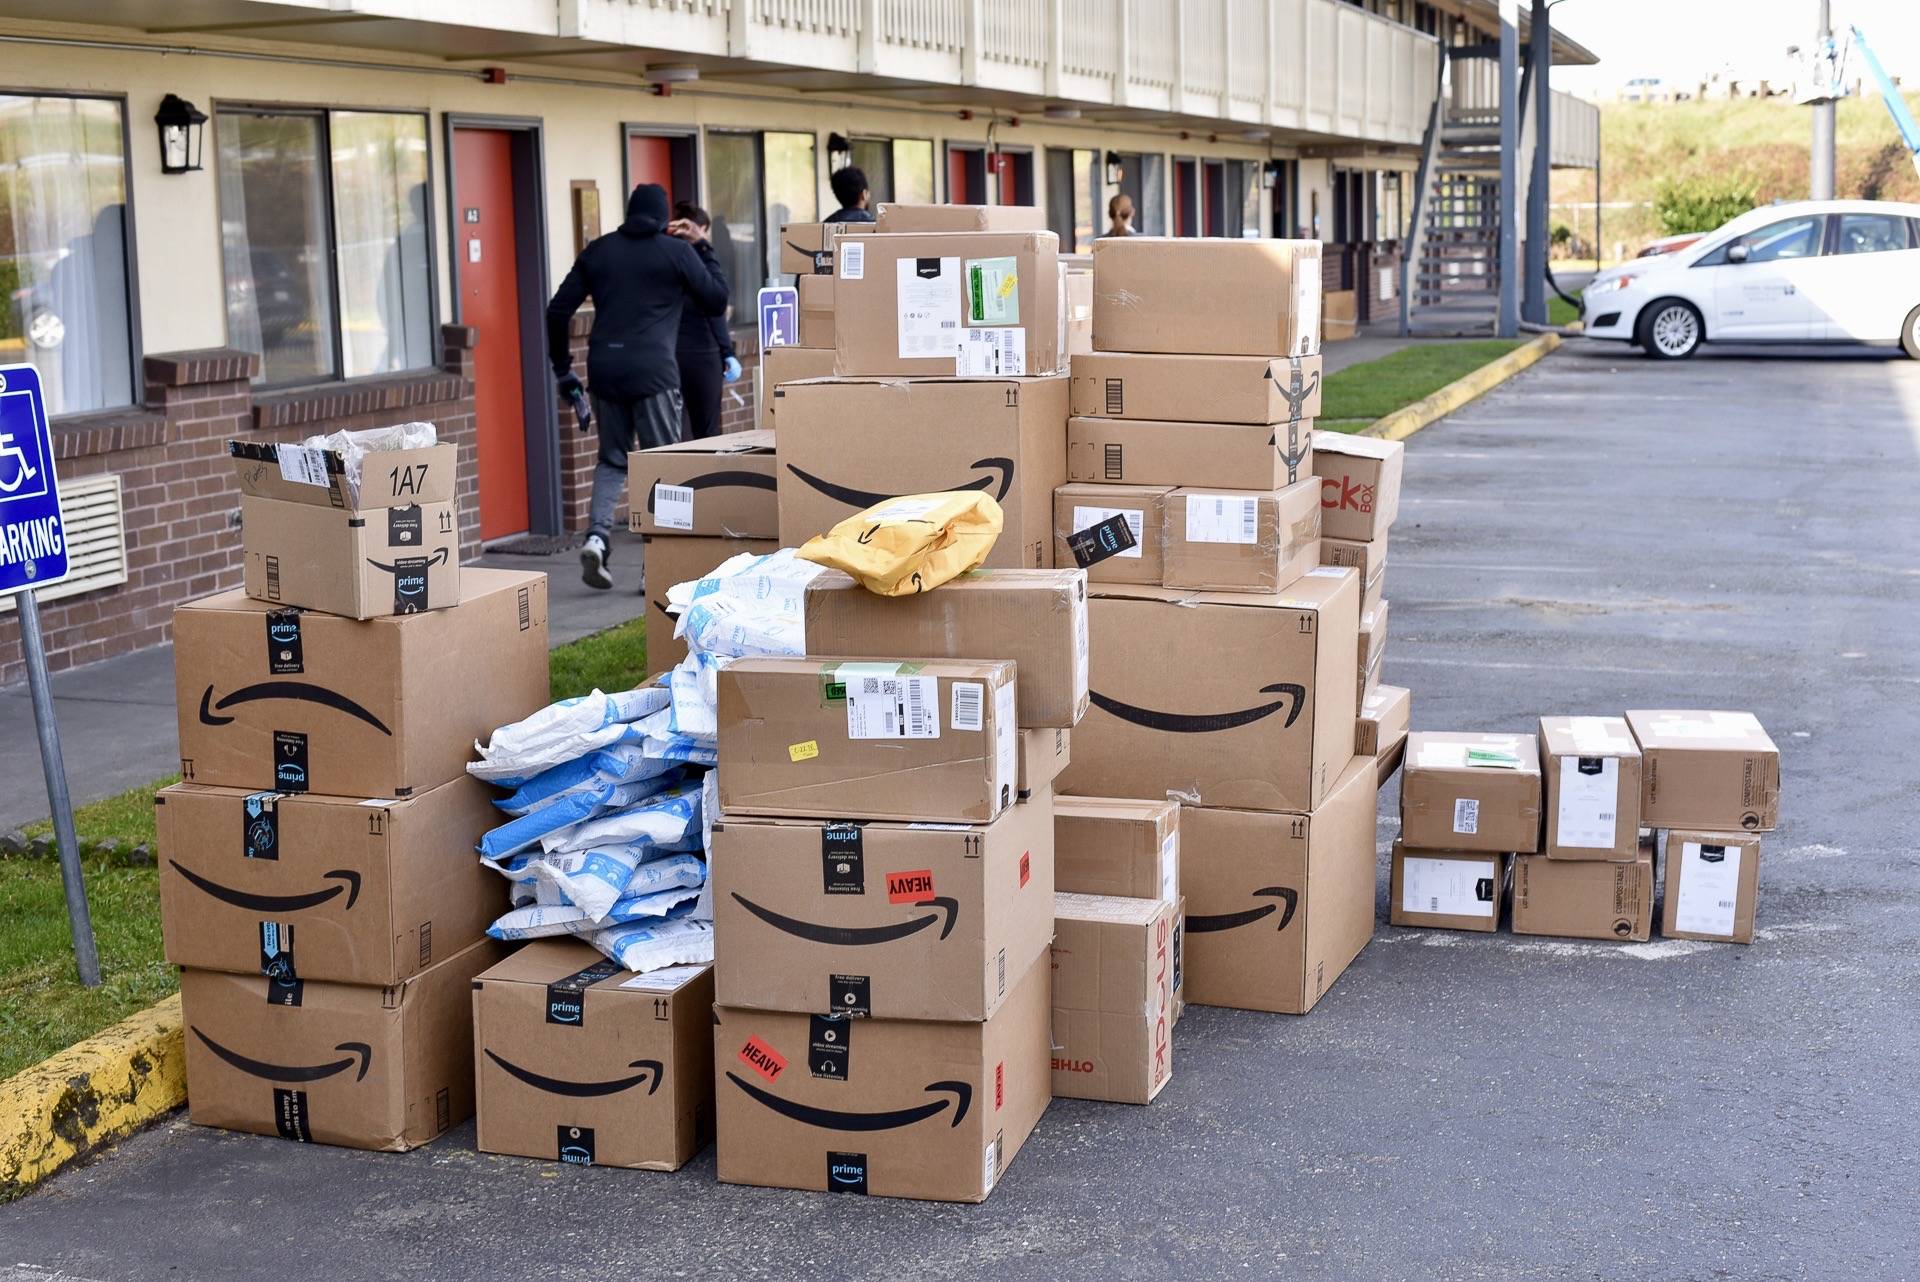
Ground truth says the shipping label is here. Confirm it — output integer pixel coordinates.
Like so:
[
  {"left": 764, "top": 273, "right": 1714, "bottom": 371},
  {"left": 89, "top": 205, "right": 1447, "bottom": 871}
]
[
  {"left": 1452, "top": 798, "right": 1480, "bottom": 835},
  {"left": 652, "top": 483, "right": 694, "bottom": 531},
  {"left": 1673, "top": 841, "right": 1742, "bottom": 936},
  {"left": 956, "top": 326, "right": 1026, "bottom": 375},
  {"left": 897, "top": 256, "right": 960, "bottom": 358},
  {"left": 1184, "top": 494, "right": 1259, "bottom": 545},
  {"left": 1403, "top": 855, "right": 1495, "bottom": 918},
  {"left": 964, "top": 256, "right": 1020, "bottom": 324},
  {"left": 1556, "top": 756, "right": 1619, "bottom": 849},
  {"left": 950, "top": 682, "right": 985, "bottom": 733},
  {"left": 845, "top": 674, "right": 939, "bottom": 739}
]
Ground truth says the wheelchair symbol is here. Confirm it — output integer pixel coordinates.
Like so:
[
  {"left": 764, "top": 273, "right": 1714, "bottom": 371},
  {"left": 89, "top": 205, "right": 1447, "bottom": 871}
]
[{"left": 0, "top": 430, "right": 38, "bottom": 495}]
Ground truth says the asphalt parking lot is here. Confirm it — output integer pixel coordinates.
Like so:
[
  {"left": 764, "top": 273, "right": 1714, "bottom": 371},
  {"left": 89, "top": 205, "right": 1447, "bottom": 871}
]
[{"left": 5, "top": 340, "right": 1918, "bottom": 1282}]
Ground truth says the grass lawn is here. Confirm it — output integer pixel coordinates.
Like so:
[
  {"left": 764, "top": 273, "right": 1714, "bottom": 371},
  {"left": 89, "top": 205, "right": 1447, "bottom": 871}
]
[
  {"left": 1317, "top": 338, "right": 1526, "bottom": 433},
  {"left": 0, "top": 616, "right": 649, "bottom": 1082},
  {"left": 1549, "top": 294, "right": 1580, "bottom": 327}
]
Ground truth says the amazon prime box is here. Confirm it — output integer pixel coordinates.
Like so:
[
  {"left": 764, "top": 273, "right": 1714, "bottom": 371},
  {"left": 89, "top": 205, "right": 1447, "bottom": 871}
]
[
  {"left": 1625, "top": 710, "right": 1781, "bottom": 833},
  {"left": 1053, "top": 482, "right": 1171, "bottom": 585},
  {"left": 156, "top": 776, "right": 500, "bottom": 986},
  {"left": 1067, "top": 417, "right": 1311, "bottom": 490},
  {"left": 1512, "top": 836, "right": 1654, "bottom": 942},
  {"left": 1053, "top": 795, "right": 1179, "bottom": 901},
  {"left": 628, "top": 430, "right": 777, "bottom": 538},
  {"left": 1661, "top": 830, "right": 1761, "bottom": 944},
  {"left": 1050, "top": 892, "right": 1176, "bottom": 1104},
  {"left": 1400, "top": 732, "right": 1543, "bottom": 854},
  {"left": 710, "top": 790, "right": 1055, "bottom": 1022},
  {"left": 1540, "top": 716, "right": 1642, "bottom": 861},
  {"left": 713, "top": 957, "right": 1050, "bottom": 1203},
  {"left": 473, "top": 940, "right": 714, "bottom": 1170},
  {"left": 644, "top": 535, "right": 778, "bottom": 672},
  {"left": 1068, "top": 351, "right": 1322, "bottom": 424},
  {"left": 231, "top": 440, "right": 459, "bottom": 620},
  {"left": 775, "top": 375, "right": 1067, "bottom": 568},
  {"left": 179, "top": 937, "right": 504, "bottom": 1151},
  {"left": 172, "top": 568, "right": 549, "bottom": 798},
  {"left": 1161, "top": 480, "right": 1321, "bottom": 593},
  {"left": 1388, "top": 843, "right": 1505, "bottom": 933}
]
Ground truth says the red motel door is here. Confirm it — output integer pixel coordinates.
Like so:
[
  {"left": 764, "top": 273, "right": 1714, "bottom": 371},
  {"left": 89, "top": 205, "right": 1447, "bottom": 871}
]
[{"left": 453, "top": 127, "right": 530, "bottom": 540}]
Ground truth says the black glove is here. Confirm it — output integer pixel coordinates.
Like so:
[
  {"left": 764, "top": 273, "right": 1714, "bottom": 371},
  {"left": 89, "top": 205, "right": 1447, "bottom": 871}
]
[{"left": 556, "top": 372, "right": 591, "bottom": 432}]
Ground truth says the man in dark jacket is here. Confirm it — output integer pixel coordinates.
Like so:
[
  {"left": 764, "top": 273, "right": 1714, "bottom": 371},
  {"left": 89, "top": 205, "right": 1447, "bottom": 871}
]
[
  {"left": 672, "top": 202, "right": 739, "bottom": 441},
  {"left": 547, "top": 182, "right": 728, "bottom": 590}
]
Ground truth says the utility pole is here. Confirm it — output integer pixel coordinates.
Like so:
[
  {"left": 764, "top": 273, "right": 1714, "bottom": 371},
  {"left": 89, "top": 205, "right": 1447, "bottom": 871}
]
[
  {"left": 1496, "top": 0, "right": 1519, "bottom": 338},
  {"left": 1521, "top": 0, "right": 1551, "bottom": 325},
  {"left": 1810, "top": 0, "right": 1836, "bottom": 199}
]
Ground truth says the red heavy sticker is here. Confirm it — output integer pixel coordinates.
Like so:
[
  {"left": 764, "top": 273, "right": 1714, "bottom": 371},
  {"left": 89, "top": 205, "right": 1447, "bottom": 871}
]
[
  {"left": 885, "top": 869, "right": 936, "bottom": 904},
  {"left": 1019, "top": 851, "right": 1031, "bottom": 887},
  {"left": 739, "top": 1035, "right": 787, "bottom": 1083}
]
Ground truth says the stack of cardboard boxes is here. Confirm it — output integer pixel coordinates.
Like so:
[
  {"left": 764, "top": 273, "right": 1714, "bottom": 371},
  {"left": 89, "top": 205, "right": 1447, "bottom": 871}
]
[
  {"left": 1312, "top": 430, "right": 1408, "bottom": 782},
  {"left": 158, "top": 436, "right": 549, "bottom": 1150}
]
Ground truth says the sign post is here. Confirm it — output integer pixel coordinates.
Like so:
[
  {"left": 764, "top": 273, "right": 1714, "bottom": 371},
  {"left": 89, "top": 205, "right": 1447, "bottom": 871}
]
[{"left": 0, "top": 363, "right": 100, "bottom": 987}]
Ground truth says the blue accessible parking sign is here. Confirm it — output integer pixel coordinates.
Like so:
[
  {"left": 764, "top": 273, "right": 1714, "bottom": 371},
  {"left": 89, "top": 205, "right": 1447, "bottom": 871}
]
[{"left": 0, "top": 363, "right": 69, "bottom": 596}]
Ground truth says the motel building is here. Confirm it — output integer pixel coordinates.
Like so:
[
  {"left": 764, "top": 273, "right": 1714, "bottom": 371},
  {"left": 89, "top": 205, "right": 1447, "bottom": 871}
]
[{"left": 0, "top": 0, "right": 1595, "bottom": 681}]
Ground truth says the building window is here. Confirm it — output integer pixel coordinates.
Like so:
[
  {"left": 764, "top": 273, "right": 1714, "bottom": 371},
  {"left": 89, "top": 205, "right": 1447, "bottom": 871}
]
[
  {"left": 1375, "top": 172, "right": 1405, "bottom": 241},
  {"left": 0, "top": 93, "right": 135, "bottom": 417},
  {"left": 216, "top": 107, "right": 432, "bottom": 386},
  {"left": 891, "top": 139, "right": 934, "bottom": 204},
  {"left": 707, "top": 130, "right": 819, "bottom": 319}
]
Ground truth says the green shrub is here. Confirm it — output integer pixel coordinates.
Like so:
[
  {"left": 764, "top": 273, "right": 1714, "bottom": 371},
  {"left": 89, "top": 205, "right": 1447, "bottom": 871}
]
[{"left": 1653, "top": 175, "right": 1757, "bottom": 235}]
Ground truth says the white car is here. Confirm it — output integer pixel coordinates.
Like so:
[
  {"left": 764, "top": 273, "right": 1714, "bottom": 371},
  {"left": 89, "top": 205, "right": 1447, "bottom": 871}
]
[{"left": 1580, "top": 199, "right": 1920, "bottom": 359}]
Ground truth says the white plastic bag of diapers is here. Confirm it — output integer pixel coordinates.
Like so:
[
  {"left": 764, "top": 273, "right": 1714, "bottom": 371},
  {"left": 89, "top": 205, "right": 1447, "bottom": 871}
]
[
  {"left": 591, "top": 914, "right": 715, "bottom": 972},
  {"left": 468, "top": 687, "right": 668, "bottom": 784}
]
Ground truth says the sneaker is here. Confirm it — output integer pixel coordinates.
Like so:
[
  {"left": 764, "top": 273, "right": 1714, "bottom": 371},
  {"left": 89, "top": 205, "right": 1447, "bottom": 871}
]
[{"left": 579, "top": 534, "right": 612, "bottom": 591}]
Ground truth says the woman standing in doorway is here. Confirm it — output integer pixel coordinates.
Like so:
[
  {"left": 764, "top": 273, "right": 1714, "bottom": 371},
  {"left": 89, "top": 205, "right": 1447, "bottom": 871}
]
[{"left": 672, "top": 202, "right": 740, "bottom": 440}]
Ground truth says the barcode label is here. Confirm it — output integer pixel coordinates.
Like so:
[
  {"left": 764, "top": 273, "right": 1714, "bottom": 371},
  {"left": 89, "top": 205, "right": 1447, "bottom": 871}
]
[
  {"left": 277, "top": 444, "right": 330, "bottom": 487},
  {"left": 956, "top": 326, "right": 1026, "bottom": 376},
  {"left": 839, "top": 240, "right": 864, "bottom": 279},
  {"left": 1184, "top": 494, "right": 1260, "bottom": 545},
  {"left": 846, "top": 675, "right": 940, "bottom": 740},
  {"left": 951, "top": 682, "right": 985, "bottom": 732},
  {"left": 1452, "top": 798, "right": 1480, "bottom": 835},
  {"left": 653, "top": 483, "right": 695, "bottom": 530}
]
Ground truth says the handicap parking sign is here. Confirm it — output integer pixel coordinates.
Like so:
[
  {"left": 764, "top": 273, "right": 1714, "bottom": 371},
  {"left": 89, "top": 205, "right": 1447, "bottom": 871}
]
[
  {"left": 757, "top": 285, "right": 798, "bottom": 350},
  {"left": 0, "top": 364, "right": 70, "bottom": 595}
]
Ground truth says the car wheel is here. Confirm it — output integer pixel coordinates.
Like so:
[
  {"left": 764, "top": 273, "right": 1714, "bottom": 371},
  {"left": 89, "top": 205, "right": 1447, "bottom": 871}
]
[
  {"left": 1902, "top": 305, "right": 1920, "bottom": 360},
  {"left": 1637, "top": 299, "right": 1703, "bottom": 359}
]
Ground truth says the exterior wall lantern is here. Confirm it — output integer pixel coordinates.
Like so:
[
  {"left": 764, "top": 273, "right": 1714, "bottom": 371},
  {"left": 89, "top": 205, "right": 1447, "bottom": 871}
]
[{"left": 155, "top": 94, "right": 207, "bottom": 174}]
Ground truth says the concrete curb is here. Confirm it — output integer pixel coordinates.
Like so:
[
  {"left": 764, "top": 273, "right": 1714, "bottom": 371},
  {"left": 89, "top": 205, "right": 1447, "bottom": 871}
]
[
  {"left": 0, "top": 993, "right": 184, "bottom": 1201},
  {"left": 1362, "top": 331, "right": 1562, "bottom": 442}
]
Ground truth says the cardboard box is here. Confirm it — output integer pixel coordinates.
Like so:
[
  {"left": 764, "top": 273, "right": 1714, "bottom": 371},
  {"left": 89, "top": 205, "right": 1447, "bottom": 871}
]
[
  {"left": 1060, "top": 567, "right": 1359, "bottom": 812},
  {"left": 643, "top": 535, "right": 778, "bottom": 672},
  {"left": 627, "top": 430, "right": 777, "bottom": 539},
  {"left": 1065, "top": 268, "right": 1093, "bottom": 355},
  {"left": 760, "top": 345, "right": 837, "bottom": 429},
  {"left": 797, "top": 273, "right": 835, "bottom": 347},
  {"left": 231, "top": 441, "right": 459, "bottom": 620},
  {"left": 156, "top": 777, "right": 500, "bottom": 987},
  {"left": 775, "top": 375, "right": 1066, "bottom": 569},
  {"left": 1321, "top": 534, "right": 1387, "bottom": 589},
  {"left": 1092, "top": 237, "right": 1321, "bottom": 357},
  {"left": 1661, "top": 830, "right": 1761, "bottom": 944},
  {"left": 711, "top": 791, "right": 1054, "bottom": 1022},
  {"left": 1312, "top": 432, "right": 1404, "bottom": 542},
  {"left": 173, "top": 569, "right": 549, "bottom": 798},
  {"left": 1625, "top": 710, "right": 1781, "bottom": 833},
  {"left": 1512, "top": 839, "right": 1654, "bottom": 942},
  {"left": 1360, "top": 553, "right": 1386, "bottom": 618},
  {"left": 802, "top": 568, "right": 1088, "bottom": 729},
  {"left": 1053, "top": 795, "right": 1179, "bottom": 901},
  {"left": 1068, "top": 352, "right": 1324, "bottom": 425},
  {"left": 713, "top": 955, "right": 1049, "bottom": 1203},
  {"left": 1020, "top": 727, "right": 1071, "bottom": 800},
  {"left": 1067, "top": 416, "right": 1312, "bottom": 490},
  {"left": 1539, "top": 716, "right": 1643, "bottom": 861},
  {"left": 1358, "top": 599, "right": 1387, "bottom": 678},
  {"left": 833, "top": 230, "right": 1063, "bottom": 377},
  {"left": 873, "top": 203, "right": 1049, "bottom": 234},
  {"left": 472, "top": 940, "right": 714, "bottom": 1170},
  {"left": 1357, "top": 683, "right": 1411, "bottom": 782},
  {"left": 179, "top": 938, "right": 504, "bottom": 1151},
  {"left": 1179, "top": 756, "right": 1377, "bottom": 1014},
  {"left": 1053, "top": 482, "right": 1171, "bottom": 585},
  {"left": 778, "top": 219, "right": 874, "bottom": 275},
  {"left": 716, "top": 657, "right": 1020, "bottom": 823},
  {"left": 1389, "top": 843, "right": 1505, "bottom": 932},
  {"left": 1050, "top": 892, "right": 1176, "bottom": 1104},
  {"left": 1161, "top": 481, "right": 1321, "bottom": 593},
  {"left": 1400, "top": 732, "right": 1542, "bottom": 854}
]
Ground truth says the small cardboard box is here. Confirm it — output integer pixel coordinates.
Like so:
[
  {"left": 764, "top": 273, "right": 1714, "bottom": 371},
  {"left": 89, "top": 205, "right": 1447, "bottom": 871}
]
[
  {"left": 1053, "top": 482, "right": 1171, "bottom": 585},
  {"left": 1357, "top": 600, "right": 1387, "bottom": 682},
  {"left": 1400, "top": 732, "right": 1543, "bottom": 854},
  {"left": 1067, "top": 416, "right": 1311, "bottom": 490},
  {"left": 713, "top": 957, "right": 1050, "bottom": 1203},
  {"left": 231, "top": 441, "right": 459, "bottom": 619},
  {"left": 1539, "top": 716, "right": 1643, "bottom": 861},
  {"left": 833, "top": 230, "right": 1063, "bottom": 377},
  {"left": 627, "top": 430, "right": 777, "bottom": 538},
  {"left": 1053, "top": 795, "right": 1179, "bottom": 901},
  {"left": 1512, "top": 838, "right": 1654, "bottom": 942},
  {"left": 173, "top": 569, "right": 549, "bottom": 798},
  {"left": 1161, "top": 480, "right": 1321, "bottom": 593},
  {"left": 1092, "top": 237, "right": 1321, "bottom": 357},
  {"left": 775, "top": 375, "right": 1067, "bottom": 569},
  {"left": 1068, "top": 352, "right": 1323, "bottom": 424},
  {"left": 1061, "top": 567, "right": 1359, "bottom": 812},
  {"left": 797, "top": 273, "right": 835, "bottom": 347},
  {"left": 179, "top": 938, "right": 504, "bottom": 1151},
  {"left": 472, "top": 941, "right": 714, "bottom": 1171},
  {"left": 1321, "top": 534, "right": 1387, "bottom": 594},
  {"left": 1020, "top": 727, "right": 1071, "bottom": 800},
  {"left": 711, "top": 791, "right": 1055, "bottom": 1022},
  {"left": 1661, "top": 830, "right": 1761, "bottom": 944},
  {"left": 643, "top": 535, "right": 779, "bottom": 671},
  {"left": 156, "top": 776, "right": 500, "bottom": 986},
  {"left": 874, "top": 202, "right": 1049, "bottom": 234},
  {"left": 1357, "top": 683, "right": 1410, "bottom": 766},
  {"left": 1179, "top": 756, "right": 1377, "bottom": 1015},
  {"left": 1626, "top": 710, "right": 1781, "bottom": 833},
  {"left": 716, "top": 657, "right": 1020, "bottom": 824},
  {"left": 1389, "top": 843, "right": 1505, "bottom": 933},
  {"left": 1312, "top": 431, "right": 1404, "bottom": 542},
  {"left": 1050, "top": 892, "right": 1176, "bottom": 1104},
  {"left": 802, "top": 568, "right": 1089, "bottom": 729},
  {"left": 1065, "top": 267, "right": 1093, "bottom": 355},
  {"left": 778, "top": 219, "right": 874, "bottom": 275},
  {"left": 760, "top": 345, "right": 837, "bottom": 428}
]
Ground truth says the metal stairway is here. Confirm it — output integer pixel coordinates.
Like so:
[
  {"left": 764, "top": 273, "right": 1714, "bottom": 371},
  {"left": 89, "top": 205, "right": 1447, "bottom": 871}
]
[{"left": 1406, "top": 110, "right": 1503, "bottom": 335}]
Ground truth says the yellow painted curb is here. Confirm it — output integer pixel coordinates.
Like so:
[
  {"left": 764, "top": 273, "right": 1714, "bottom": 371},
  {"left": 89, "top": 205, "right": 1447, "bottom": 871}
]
[
  {"left": 0, "top": 993, "right": 185, "bottom": 1201},
  {"left": 1362, "top": 331, "right": 1562, "bottom": 442}
]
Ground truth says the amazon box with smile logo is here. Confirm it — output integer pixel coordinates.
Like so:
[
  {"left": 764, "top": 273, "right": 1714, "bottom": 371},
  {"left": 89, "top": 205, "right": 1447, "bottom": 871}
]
[
  {"left": 472, "top": 940, "right": 714, "bottom": 1171},
  {"left": 1178, "top": 756, "right": 1377, "bottom": 1015},
  {"left": 178, "top": 937, "right": 504, "bottom": 1151},
  {"left": 1059, "top": 566, "right": 1360, "bottom": 812},
  {"left": 155, "top": 776, "right": 500, "bottom": 986},
  {"left": 231, "top": 440, "right": 461, "bottom": 621},
  {"left": 173, "top": 568, "right": 548, "bottom": 799},
  {"left": 713, "top": 956, "right": 1050, "bottom": 1203},
  {"left": 711, "top": 790, "right": 1054, "bottom": 1022},
  {"left": 774, "top": 374, "right": 1067, "bottom": 568},
  {"left": 627, "top": 430, "right": 777, "bottom": 538}
]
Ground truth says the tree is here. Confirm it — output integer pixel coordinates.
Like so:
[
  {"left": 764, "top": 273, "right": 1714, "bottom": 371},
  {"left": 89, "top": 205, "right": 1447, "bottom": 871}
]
[{"left": 1653, "top": 176, "right": 1758, "bottom": 235}]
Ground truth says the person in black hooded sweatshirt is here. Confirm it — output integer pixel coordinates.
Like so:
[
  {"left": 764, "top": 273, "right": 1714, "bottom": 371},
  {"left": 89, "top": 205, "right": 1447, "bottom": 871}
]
[
  {"left": 547, "top": 182, "right": 729, "bottom": 591},
  {"left": 672, "top": 202, "right": 739, "bottom": 441}
]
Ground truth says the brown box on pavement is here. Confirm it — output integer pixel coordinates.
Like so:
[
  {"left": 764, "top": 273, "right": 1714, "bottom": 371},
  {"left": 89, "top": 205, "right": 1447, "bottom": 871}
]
[
  {"left": 1512, "top": 838, "right": 1654, "bottom": 942},
  {"left": 1092, "top": 237, "right": 1321, "bottom": 357},
  {"left": 1053, "top": 482, "right": 1171, "bottom": 585},
  {"left": 797, "top": 274, "right": 835, "bottom": 347},
  {"left": 1050, "top": 892, "right": 1176, "bottom": 1104},
  {"left": 1161, "top": 481, "right": 1321, "bottom": 593},
  {"left": 156, "top": 777, "right": 499, "bottom": 987},
  {"left": 1053, "top": 795, "right": 1180, "bottom": 901},
  {"left": 1312, "top": 432, "right": 1404, "bottom": 542},
  {"left": 1400, "top": 732, "right": 1543, "bottom": 854},
  {"left": 833, "top": 231, "right": 1063, "bottom": 376},
  {"left": 627, "top": 430, "right": 777, "bottom": 539},
  {"left": 874, "top": 203, "right": 1049, "bottom": 234},
  {"left": 1068, "top": 352, "right": 1323, "bottom": 424},
  {"left": 1625, "top": 710, "right": 1781, "bottom": 832},
  {"left": 472, "top": 941, "right": 714, "bottom": 1170},
  {"left": 1067, "top": 417, "right": 1312, "bottom": 490},
  {"left": 1661, "top": 830, "right": 1762, "bottom": 944},
  {"left": 179, "top": 938, "right": 505, "bottom": 1151},
  {"left": 1539, "top": 716, "right": 1643, "bottom": 861},
  {"left": 1357, "top": 683, "right": 1411, "bottom": 783},
  {"left": 173, "top": 568, "right": 549, "bottom": 798},
  {"left": 778, "top": 220, "right": 874, "bottom": 275},
  {"left": 760, "top": 346, "right": 837, "bottom": 428},
  {"left": 644, "top": 535, "right": 779, "bottom": 671},
  {"left": 1389, "top": 843, "right": 1505, "bottom": 933}
]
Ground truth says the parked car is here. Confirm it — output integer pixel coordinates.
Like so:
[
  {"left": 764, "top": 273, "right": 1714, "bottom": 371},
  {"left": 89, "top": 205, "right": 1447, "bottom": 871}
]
[{"left": 1580, "top": 199, "right": 1920, "bottom": 358}]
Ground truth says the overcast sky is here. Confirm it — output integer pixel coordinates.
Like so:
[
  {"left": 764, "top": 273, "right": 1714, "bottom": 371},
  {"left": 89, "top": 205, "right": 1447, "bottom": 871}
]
[{"left": 1549, "top": 0, "right": 1920, "bottom": 96}]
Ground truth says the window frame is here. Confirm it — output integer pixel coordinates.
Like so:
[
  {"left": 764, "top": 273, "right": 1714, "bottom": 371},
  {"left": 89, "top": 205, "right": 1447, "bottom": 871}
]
[
  {"left": 889, "top": 137, "right": 936, "bottom": 205},
  {"left": 704, "top": 127, "right": 824, "bottom": 331}
]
